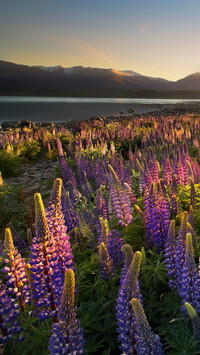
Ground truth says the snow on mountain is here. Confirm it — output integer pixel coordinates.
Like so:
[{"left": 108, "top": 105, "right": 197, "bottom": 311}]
[{"left": 120, "top": 70, "right": 141, "bottom": 76}]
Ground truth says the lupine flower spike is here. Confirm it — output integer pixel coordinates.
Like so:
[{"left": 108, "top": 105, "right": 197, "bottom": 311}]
[
  {"left": 29, "top": 193, "right": 61, "bottom": 320},
  {"left": 185, "top": 302, "right": 200, "bottom": 347},
  {"left": 99, "top": 242, "right": 113, "bottom": 280},
  {"left": 49, "top": 269, "right": 85, "bottom": 354},
  {"left": 0, "top": 280, "right": 22, "bottom": 344},
  {"left": 179, "top": 233, "right": 200, "bottom": 313},
  {"left": 120, "top": 244, "right": 134, "bottom": 284},
  {"left": 174, "top": 211, "right": 188, "bottom": 292},
  {"left": 46, "top": 178, "right": 74, "bottom": 273},
  {"left": 164, "top": 220, "right": 176, "bottom": 288},
  {"left": 98, "top": 217, "right": 110, "bottom": 245},
  {"left": 107, "top": 230, "right": 124, "bottom": 267},
  {"left": 108, "top": 164, "right": 133, "bottom": 227},
  {"left": 3, "top": 228, "right": 30, "bottom": 311},
  {"left": 131, "top": 298, "right": 164, "bottom": 355},
  {"left": 116, "top": 251, "right": 142, "bottom": 355}
]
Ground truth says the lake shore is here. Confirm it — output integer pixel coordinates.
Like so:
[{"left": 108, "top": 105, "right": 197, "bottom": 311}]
[
  {"left": 1, "top": 102, "right": 200, "bottom": 130},
  {"left": 1, "top": 96, "right": 200, "bottom": 126}
]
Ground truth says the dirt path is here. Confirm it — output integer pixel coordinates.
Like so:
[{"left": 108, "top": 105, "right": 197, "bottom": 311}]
[{"left": 5, "top": 160, "right": 58, "bottom": 199}]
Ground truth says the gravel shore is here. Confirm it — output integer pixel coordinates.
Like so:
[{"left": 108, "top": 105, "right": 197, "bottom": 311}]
[{"left": 1, "top": 102, "right": 200, "bottom": 131}]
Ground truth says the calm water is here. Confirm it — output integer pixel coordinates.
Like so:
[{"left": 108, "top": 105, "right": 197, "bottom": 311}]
[{"left": 0, "top": 96, "right": 200, "bottom": 124}]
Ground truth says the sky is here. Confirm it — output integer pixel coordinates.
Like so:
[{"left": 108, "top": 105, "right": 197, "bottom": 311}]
[{"left": 1, "top": 0, "right": 200, "bottom": 81}]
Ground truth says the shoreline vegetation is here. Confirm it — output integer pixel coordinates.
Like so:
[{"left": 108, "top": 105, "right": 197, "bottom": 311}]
[{"left": 1, "top": 104, "right": 200, "bottom": 353}]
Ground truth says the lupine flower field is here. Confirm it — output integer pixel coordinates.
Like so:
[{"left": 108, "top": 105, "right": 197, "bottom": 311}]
[{"left": 1, "top": 113, "right": 200, "bottom": 354}]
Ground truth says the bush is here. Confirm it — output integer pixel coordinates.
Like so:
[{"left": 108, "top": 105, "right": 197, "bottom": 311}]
[
  {"left": 18, "top": 141, "right": 41, "bottom": 161},
  {"left": 0, "top": 151, "right": 21, "bottom": 177},
  {"left": 0, "top": 184, "right": 26, "bottom": 237}
]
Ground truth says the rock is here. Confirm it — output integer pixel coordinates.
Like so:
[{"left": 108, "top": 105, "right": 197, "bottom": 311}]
[
  {"left": 41, "top": 122, "right": 54, "bottom": 127},
  {"left": 1, "top": 121, "right": 20, "bottom": 129},
  {"left": 1, "top": 120, "right": 34, "bottom": 129},
  {"left": 17, "top": 120, "right": 34, "bottom": 128},
  {"left": 127, "top": 108, "right": 136, "bottom": 114}
]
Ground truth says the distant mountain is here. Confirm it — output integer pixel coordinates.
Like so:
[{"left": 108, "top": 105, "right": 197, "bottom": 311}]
[
  {"left": 32, "top": 64, "right": 172, "bottom": 89},
  {"left": 174, "top": 72, "right": 200, "bottom": 90},
  {"left": 1, "top": 60, "right": 200, "bottom": 94}
]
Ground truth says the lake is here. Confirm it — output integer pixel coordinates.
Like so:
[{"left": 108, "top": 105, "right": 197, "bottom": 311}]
[{"left": 0, "top": 96, "right": 200, "bottom": 124}]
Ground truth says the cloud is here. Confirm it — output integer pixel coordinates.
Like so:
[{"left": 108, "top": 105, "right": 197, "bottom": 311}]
[
  {"left": 73, "top": 38, "right": 117, "bottom": 65},
  {"left": 35, "top": 31, "right": 119, "bottom": 66}
]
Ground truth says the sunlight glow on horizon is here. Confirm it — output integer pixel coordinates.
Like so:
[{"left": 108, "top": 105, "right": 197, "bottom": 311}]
[{"left": 1, "top": 0, "right": 200, "bottom": 82}]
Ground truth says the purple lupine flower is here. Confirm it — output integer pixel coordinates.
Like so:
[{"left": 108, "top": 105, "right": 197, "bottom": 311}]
[
  {"left": 192, "top": 160, "right": 200, "bottom": 183},
  {"left": 98, "top": 217, "right": 110, "bottom": 245},
  {"left": 110, "top": 153, "right": 124, "bottom": 181},
  {"left": 3, "top": 228, "right": 30, "bottom": 311},
  {"left": 169, "top": 190, "right": 177, "bottom": 215},
  {"left": 127, "top": 144, "right": 134, "bottom": 166},
  {"left": 131, "top": 298, "right": 164, "bottom": 355},
  {"left": 46, "top": 178, "right": 74, "bottom": 274},
  {"left": 116, "top": 251, "right": 142, "bottom": 355},
  {"left": 143, "top": 186, "right": 155, "bottom": 247},
  {"left": 48, "top": 269, "right": 85, "bottom": 354},
  {"left": 181, "top": 144, "right": 192, "bottom": 185},
  {"left": 76, "top": 155, "right": 94, "bottom": 180},
  {"left": 164, "top": 220, "right": 176, "bottom": 289},
  {"left": 179, "top": 233, "right": 200, "bottom": 314},
  {"left": 107, "top": 230, "right": 124, "bottom": 267},
  {"left": 56, "top": 138, "right": 76, "bottom": 187},
  {"left": 173, "top": 146, "right": 191, "bottom": 186},
  {"left": 62, "top": 190, "right": 79, "bottom": 232},
  {"left": 132, "top": 148, "right": 142, "bottom": 170},
  {"left": 99, "top": 242, "right": 113, "bottom": 280},
  {"left": 137, "top": 159, "right": 146, "bottom": 193},
  {"left": 173, "top": 147, "right": 185, "bottom": 185},
  {"left": 187, "top": 221, "right": 197, "bottom": 246},
  {"left": 80, "top": 171, "right": 93, "bottom": 197},
  {"left": 66, "top": 181, "right": 82, "bottom": 206},
  {"left": 81, "top": 206, "right": 96, "bottom": 232},
  {"left": 123, "top": 164, "right": 133, "bottom": 187},
  {"left": 143, "top": 182, "right": 170, "bottom": 250},
  {"left": 148, "top": 151, "right": 160, "bottom": 183},
  {"left": 138, "top": 158, "right": 153, "bottom": 192},
  {"left": 157, "top": 182, "right": 171, "bottom": 246},
  {"left": 120, "top": 244, "right": 134, "bottom": 285},
  {"left": 29, "top": 193, "right": 62, "bottom": 320},
  {"left": 168, "top": 176, "right": 178, "bottom": 215},
  {"left": 95, "top": 186, "right": 109, "bottom": 220},
  {"left": 174, "top": 211, "right": 188, "bottom": 293},
  {"left": 77, "top": 211, "right": 94, "bottom": 246},
  {"left": 162, "top": 155, "right": 173, "bottom": 186},
  {"left": 124, "top": 182, "right": 136, "bottom": 205},
  {"left": 188, "top": 161, "right": 194, "bottom": 183},
  {"left": 7, "top": 223, "right": 27, "bottom": 255},
  {"left": 185, "top": 302, "right": 200, "bottom": 347},
  {"left": 108, "top": 164, "right": 133, "bottom": 227},
  {"left": 0, "top": 280, "right": 22, "bottom": 344},
  {"left": 93, "top": 158, "right": 107, "bottom": 187}
]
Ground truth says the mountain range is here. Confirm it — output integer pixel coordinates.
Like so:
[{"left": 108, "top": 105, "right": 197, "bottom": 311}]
[{"left": 1, "top": 60, "right": 200, "bottom": 95}]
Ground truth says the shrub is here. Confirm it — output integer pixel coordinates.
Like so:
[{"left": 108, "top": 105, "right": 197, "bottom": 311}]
[
  {"left": 18, "top": 141, "right": 41, "bottom": 161},
  {"left": 0, "top": 151, "right": 21, "bottom": 177}
]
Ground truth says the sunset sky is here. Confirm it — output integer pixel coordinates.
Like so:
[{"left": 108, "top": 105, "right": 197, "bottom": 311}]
[{"left": 1, "top": 0, "right": 200, "bottom": 81}]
